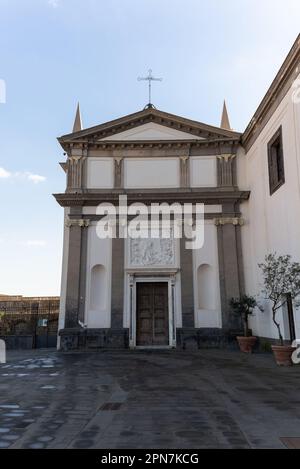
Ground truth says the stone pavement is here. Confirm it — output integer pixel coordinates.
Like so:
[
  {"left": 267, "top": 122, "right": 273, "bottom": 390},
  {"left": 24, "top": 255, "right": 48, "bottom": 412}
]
[{"left": 0, "top": 349, "right": 299, "bottom": 449}]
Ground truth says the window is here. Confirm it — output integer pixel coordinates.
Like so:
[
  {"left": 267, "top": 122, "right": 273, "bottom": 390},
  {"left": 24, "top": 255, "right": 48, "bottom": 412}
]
[{"left": 268, "top": 127, "right": 285, "bottom": 195}]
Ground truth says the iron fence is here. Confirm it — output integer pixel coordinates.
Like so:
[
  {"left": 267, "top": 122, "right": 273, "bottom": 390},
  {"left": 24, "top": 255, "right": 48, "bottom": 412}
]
[{"left": 0, "top": 299, "right": 59, "bottom": 348}]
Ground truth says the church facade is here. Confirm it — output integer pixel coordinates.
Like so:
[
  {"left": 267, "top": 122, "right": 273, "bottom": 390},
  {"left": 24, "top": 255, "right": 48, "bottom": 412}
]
[{"left": 54, "top": 34, "right": 300, "bottom": 350}]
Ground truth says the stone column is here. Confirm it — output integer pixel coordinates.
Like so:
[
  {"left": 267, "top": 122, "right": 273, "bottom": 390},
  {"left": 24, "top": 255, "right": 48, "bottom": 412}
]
[
  {"left": 110, "top": 237, "right": 124, "bottom": 328},
  {"left": 180, "top": 236, "right": 195, "bottom": 328},
  {"left": 64, "top": 218, "right": 89, "bottom": 328},
  {"left": 215, "top": 216, "right": 244, "bottom": 330}
]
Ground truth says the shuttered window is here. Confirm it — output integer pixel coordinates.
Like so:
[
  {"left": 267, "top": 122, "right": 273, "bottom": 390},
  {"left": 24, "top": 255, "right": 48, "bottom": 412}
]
[{"left": 268, "top": 127, "right": 285, "bottom": 195}]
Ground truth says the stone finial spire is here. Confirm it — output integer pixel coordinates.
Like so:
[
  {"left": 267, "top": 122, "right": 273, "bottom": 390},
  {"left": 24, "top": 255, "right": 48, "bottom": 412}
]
[
  {"left": 220, "top": 100, "right": 231, "bottom": 130},
  {"left": 72, "top": 103, "right": 82, "bottom": 132}
]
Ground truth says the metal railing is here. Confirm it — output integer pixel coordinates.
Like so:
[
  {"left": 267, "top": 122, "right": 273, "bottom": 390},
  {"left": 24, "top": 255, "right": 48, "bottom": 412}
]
[{"left": 0, "top": 299, "right": 59, "bottom": 348}]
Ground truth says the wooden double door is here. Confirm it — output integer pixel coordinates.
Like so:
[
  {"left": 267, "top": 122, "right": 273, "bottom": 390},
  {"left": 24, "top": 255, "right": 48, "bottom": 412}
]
[{"left": 136, "top": 282, "right": 169, "bottom": 346}]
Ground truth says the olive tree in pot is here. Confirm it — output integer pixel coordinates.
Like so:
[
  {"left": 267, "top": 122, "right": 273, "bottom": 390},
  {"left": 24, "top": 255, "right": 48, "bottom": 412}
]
[
  {"left": 230, "top": 295, "right": 258, "bottom": 353},
  {"left": 258, "top": 253, "right": 300, "bottom": 366}
]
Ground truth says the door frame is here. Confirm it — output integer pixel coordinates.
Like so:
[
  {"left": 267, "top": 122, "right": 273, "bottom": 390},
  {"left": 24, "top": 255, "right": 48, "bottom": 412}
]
[{"left": 132, "top": 277, "right": 174, "bottom": 349}]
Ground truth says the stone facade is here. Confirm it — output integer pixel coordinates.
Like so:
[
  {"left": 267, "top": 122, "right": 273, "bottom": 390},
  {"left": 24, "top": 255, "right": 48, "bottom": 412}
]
[
  {"left": 54, "top": 107, "right": 250, "bottom": 350},
  {"left": 54, "top": 35, "right": 300, "bottom": 350}
]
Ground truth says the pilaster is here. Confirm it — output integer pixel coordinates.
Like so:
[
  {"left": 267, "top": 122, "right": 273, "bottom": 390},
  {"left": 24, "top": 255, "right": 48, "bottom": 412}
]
[
  {"left": 66, "top": 146, "right": 87, "bottom": 192},
  {"left": 180, "top": 236, "right": 195, "bottom": 328},
  {"left": 215, "top": 215, "right": 244, "bottom": 330},
  {"left": 217, "top": 153, "right": 236, "bottom": 187},
  {"left": 64, "top": 217, "right": 89, "bottom": 328},
  {"left": 180, "top": 156, "right": 189, "bottom": 188},
  {"left": 111, "top": 237, "right": 125, "bottom": 328},
  {"left": 114, "top": 157, "right": 124, "bottom": 188}
]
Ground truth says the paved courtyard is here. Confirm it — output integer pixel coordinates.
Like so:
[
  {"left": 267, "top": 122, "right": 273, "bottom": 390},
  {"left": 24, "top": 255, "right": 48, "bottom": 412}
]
[{"left": 0, "top": 348, "right": 299, "bottom": 449}]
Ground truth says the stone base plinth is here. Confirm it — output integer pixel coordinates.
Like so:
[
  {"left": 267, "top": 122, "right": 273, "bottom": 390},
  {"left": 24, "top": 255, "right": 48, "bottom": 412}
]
[
  {"left": 176, "top": 328, "right": 242, "bottom": 350},
  {"left": 59, "top": 328, "right": 129, "bottom": 351},
  {"left": 59, "top": 327, "right": 243, "bottom": 351}
]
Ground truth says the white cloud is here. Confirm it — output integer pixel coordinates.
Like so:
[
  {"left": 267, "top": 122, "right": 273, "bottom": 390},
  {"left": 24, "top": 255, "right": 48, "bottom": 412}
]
[
  {"left": 23, "top": 240, "right": 47, "bottom": 247},
  {"left": 0, "top": 79, "right": 6, "bottom": 104},
  {"left": 0, "top": 167, "right": 46, "bottom": 184},
  {"left": 48, "top": 0, "right": 60, "bottom": 8},
  {"left": 27, "top": 173, "right": 46, "bottom": 184},
  {"left": 0, "top": 167, "right": 11, "bottom": 178}
]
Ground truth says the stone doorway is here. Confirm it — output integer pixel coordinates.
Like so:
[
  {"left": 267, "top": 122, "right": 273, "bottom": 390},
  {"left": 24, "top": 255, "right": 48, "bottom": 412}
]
[{"left": 136, "top": 282, "right": 169, "bottom": 346}]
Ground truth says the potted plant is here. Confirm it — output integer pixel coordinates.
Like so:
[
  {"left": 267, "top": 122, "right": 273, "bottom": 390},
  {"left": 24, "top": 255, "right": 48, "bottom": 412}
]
[
  {"left": 258, "top": 253, "right": 300, "bottom": 366},
  {"left": 230, "top": 295, "right": 258, "bottom": 353}
]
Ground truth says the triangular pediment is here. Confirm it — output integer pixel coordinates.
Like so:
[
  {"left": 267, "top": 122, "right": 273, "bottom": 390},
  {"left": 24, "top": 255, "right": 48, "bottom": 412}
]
[
  {"left": 58, "top": 107, "right": 241, "bottom": 148},
  {"left": 101, "top": 122, "right": 204, "bottom": 141}
]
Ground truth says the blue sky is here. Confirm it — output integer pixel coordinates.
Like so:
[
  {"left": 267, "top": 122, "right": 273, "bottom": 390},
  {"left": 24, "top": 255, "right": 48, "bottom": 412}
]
[{"left": 0, "top": 0, "right": 299, "bottom": 296}]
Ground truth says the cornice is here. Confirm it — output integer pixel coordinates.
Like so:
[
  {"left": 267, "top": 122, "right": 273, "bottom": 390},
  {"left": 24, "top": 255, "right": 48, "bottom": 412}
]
[
  {"left": 53, "top": 189, "right": 250, "bottom": 207},
  {"left": 58, "top": 108, "right": 241, "bottom": 152},
  {"left": 59, "top": 162, "right": 67, "bottom": 172},
  {"left": 59, "top": 137, "right": 240, "bottom": 152},
  {"left": 242, "top": 34, "right": 300, "bottom": 151}
]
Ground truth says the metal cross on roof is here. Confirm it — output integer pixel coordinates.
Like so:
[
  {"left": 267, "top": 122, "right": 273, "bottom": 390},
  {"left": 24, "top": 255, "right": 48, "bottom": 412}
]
[{"left": 138, "top": 69, "right": 162, "bottom": 108}]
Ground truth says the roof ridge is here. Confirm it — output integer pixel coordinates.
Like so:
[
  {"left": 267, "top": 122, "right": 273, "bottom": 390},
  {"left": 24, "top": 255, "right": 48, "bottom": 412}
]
[{"left": 58, "top": 106, "right": 241, "bottom": 144}]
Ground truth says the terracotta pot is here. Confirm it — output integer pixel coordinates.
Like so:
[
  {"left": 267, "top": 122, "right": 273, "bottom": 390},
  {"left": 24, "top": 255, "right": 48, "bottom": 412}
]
[
  {"left": 237, "top": 336, "right": 257, "bottom": 353},
  {"left": 271, "top": 345, "right": 296, "bottom": 366}
]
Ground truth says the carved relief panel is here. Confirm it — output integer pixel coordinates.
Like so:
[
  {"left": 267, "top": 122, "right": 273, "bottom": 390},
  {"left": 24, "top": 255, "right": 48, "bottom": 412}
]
[{"left": 129, "top": 236, "right": 175, "bottom": 267}]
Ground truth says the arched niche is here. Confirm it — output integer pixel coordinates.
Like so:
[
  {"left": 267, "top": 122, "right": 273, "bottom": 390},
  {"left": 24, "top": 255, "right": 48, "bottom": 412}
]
[
  {"left": 197, "top": 263, "right": 215, "bottom": 310},
  {"left": 90, "top": 264, "right": 106, "bottom": 311}
]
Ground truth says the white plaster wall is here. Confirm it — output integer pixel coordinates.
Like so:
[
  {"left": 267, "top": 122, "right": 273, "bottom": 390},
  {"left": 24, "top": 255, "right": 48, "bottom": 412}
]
[
  {"left": 102, "top": 122, "right": 203, "bottom": 141},
  {"left": 192, "top": 220, "right": 222, "bottom": 328},
  {"left": 237, "top": 72, "right": 300, "bottom": 339},
  {"left": 86, "top": 157, "right": 114, "bottom": 189},
  {"left": 124, "top": 158, "right": 180, "bottom": 188},
  {"left": 85, "top": 223, "right": 112, "bottom": 328},
  {"left": 190, "top": 156, "right": 217, "bottom": 187}
]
